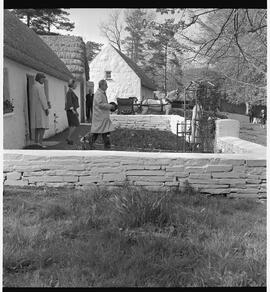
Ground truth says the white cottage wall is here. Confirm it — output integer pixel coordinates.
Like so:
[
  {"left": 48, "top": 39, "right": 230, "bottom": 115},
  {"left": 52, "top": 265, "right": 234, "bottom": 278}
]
[
  {"left": 89, "top": 45, "right": 141, "bottom": 103},
  {"left": 4, "top": 58, "right": 69, "bottom": 149}
]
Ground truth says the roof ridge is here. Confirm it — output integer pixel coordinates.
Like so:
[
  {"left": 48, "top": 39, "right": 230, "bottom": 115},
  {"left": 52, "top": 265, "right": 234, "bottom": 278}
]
[{"left": 110, "top": 45, "right": 156, "bottom": 91}]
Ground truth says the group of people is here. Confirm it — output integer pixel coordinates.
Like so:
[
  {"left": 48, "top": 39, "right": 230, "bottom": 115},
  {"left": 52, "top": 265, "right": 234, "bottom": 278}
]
[
  {"left": 31, "top": 72, "right": 116, "bottom": 149},
  {"left": 248, "top": 104, "right": 266, "bottom": 128},
  {"left": 65, "top": 78, "right": 116, "bottom": 149}
]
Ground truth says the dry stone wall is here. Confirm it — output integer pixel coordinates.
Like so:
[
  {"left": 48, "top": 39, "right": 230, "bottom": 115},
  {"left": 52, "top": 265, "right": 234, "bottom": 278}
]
[
  {"left": 110, "top": 115, "right": 186, "bottom": 135},
  {"left": 3, "top": 151, "right": 266, "bottom": 199}
]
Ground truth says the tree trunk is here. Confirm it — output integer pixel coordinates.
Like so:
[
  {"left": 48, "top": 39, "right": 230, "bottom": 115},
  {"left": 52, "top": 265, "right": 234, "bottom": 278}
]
[{"left": 27, "top": 14, "right": 30, "bottom": 27}]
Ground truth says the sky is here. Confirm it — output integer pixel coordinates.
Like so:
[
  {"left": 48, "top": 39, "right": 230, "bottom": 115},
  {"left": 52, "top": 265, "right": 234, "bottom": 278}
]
[
  {"left": 54, "top": 8, "right": 126, "bottom": 44},
  {"left": 54, "top": 8, "right": 188, "bottom": 45}
]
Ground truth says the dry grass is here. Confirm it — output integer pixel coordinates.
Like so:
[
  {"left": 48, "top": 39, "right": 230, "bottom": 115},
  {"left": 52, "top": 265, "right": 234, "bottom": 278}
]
[{"left": 3, "top": 184, "right": 266, "bottom": 287}]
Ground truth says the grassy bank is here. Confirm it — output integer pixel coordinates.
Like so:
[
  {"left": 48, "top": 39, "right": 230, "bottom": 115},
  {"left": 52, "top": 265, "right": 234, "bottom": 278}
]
[{"left": 3, "top": 184, "right": 266, "bottom": 287}]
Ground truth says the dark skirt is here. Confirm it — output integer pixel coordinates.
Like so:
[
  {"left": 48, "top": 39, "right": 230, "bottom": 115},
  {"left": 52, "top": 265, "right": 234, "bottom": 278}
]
[{"left": 66, "top": 110, "right": 80, "bottom": 127}]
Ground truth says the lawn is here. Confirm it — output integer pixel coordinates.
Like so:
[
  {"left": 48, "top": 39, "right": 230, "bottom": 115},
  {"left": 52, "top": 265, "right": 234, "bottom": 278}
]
[
  {"left": 3, "top": 184, "right": 266, "bottom": 287},
  {"left": 43, "top": 126, "right": 197, "bottom": 152},
  {"left": 223, "top": 113, "right": 267, "bottom": 146}
]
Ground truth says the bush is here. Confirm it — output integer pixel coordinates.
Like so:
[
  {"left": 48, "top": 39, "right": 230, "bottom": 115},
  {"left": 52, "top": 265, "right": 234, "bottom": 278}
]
[{"left": 109, "top": 188, "right": 175, "bottom": 229}]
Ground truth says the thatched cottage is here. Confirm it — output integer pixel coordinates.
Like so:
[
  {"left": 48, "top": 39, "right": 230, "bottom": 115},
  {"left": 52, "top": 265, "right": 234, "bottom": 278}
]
[
  {"left": 41, "top": 35, "right": 89, "bottom": 122},
  {"left": 89, "top": 44, "right": 156, "bottom": 103},
  {"left": 4, "top": 10, "right": 73, "bottom": 149}
]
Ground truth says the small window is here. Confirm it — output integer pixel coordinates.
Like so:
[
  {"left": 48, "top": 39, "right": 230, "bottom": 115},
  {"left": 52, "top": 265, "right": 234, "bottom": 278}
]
[
  {"left": 105, "top": 71, "right": 112, "bottom": 80},
  {"left": 3, "top": 67, "right": 14, "bottom": 114}
]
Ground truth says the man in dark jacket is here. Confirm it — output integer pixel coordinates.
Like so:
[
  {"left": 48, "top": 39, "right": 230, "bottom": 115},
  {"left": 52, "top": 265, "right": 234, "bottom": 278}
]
[{"left": 85, "top": 83, "right": 94, "bottom": 123}]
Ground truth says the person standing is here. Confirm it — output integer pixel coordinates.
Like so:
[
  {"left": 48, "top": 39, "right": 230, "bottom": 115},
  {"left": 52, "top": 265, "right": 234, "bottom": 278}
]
[
  {"left": 260, "top": 109, "right": 266, "bottom": 128},
  {"left": 191, "top": 98, "right": 203, "bottom": 148},
  {"left": 248, "top": 103, "right": 254, "bottom": 123},
  {"left": 31, "top": 72, "right": 50, "bottom": 148},
  {"left": 65, "top": 79, "right": 80, "bottom": 145},
  {"left": 90, "top": 79, "right": 115, "bottom": 149},
  {"left": 85, "top": 84, "right": 94, "bottom": 123}
]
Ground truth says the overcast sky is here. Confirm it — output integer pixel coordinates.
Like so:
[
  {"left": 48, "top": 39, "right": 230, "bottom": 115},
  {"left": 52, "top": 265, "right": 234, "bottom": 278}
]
[{"left": 53, "top": 8, "right": 189, "bottom": 45}]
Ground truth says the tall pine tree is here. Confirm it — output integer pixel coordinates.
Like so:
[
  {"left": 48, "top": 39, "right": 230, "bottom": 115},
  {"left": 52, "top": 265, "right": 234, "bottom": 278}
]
[{"left": 11, "top": 9, "right": 75, "bottom": 34}]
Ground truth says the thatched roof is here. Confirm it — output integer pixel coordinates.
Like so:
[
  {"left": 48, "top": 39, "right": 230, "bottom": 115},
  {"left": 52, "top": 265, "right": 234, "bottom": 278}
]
[
  {"left": 41, "top": 35, "right": 89, "bottom": 81},
  {"left": 4, "top": 10, "right": 73, "bottom": 82},
  {"left": 112, "top": 46, "right": 156, "bottom": 91}
]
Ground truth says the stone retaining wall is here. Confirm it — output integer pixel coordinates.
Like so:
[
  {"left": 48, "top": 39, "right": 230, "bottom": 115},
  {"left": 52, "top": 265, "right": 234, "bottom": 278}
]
[
  {"left": 3, "top": 150, "right": 266, "bottom": 199},
  {"left": 215, "top": 119, "right": 267, "bottom": 155},
  {"left": 110, "top": 115, "right": 186, "bottom": 135}
]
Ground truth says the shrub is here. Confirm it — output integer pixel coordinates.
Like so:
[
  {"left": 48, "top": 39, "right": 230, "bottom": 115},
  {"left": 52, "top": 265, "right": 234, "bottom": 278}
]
[{"left": 109, "top": 188, "right": 175, "bottom": 229}]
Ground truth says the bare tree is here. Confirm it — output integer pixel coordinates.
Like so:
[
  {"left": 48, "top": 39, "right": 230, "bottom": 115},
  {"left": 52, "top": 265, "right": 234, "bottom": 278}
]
[{"left": 99, "top": 10, "right": 124, "bottom": 51}]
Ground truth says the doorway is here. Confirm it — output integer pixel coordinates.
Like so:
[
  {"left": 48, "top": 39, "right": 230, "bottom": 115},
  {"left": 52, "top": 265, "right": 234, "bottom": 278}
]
[{"left": 25, "top": 75, "right": 34, "bottom": 144}]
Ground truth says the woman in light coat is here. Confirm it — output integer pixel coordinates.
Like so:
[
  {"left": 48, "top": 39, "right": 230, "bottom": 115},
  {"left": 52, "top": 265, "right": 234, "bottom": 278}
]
[
  {"left": 90, "top": 79, "right": 115, "bottom": 149},
  {"left": 191, "top": 99, "right": 203, "bottom": 145},
  {"left": 31, "top": 72, "right": 50, "bottom": 147}
]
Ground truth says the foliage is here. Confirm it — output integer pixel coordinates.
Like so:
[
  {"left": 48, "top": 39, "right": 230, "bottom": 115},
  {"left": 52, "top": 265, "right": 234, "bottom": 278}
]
[
  {"left": 145, "top": 19, "right": 184, "bottom": 95},
  {"left": 85, "top": 41, "right": 103, "bottom": 62},
  {"left": 4, "top": 99, "right": 14, "bottom": 114},
  {"left": 110, "top": 188, "right": 174, "bottom": 228},
  {"left": 11, "top": 9, "right": 75, "bottom": 34},
  {"left": 179, "top": 9, "right": 266, "bottom": 103},
  {"left": 123, "top": 9, "right": 148, "bottom": 64},
  {"left": 99, "top": 10, "right": 124, "bottom": 51},
  {"left": 3, "top": 185, "right": 266, "bottom": 287}
]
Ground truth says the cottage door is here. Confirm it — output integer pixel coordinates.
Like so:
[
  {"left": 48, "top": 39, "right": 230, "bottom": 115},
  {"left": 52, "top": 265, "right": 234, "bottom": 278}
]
[{"left": 25, "top": 75, "right": 35, "bottom": 145}]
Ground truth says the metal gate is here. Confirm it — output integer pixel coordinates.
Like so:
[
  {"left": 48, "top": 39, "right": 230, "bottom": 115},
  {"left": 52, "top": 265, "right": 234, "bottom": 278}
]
[{"left": 176, "top": 80, "right": 216, "bottom": 153}]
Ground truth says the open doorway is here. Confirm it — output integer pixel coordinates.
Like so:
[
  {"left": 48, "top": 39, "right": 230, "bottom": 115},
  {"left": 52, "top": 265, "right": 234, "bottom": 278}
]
[{"left": 25, "top": 75, "right": 34, "bottom": 144}]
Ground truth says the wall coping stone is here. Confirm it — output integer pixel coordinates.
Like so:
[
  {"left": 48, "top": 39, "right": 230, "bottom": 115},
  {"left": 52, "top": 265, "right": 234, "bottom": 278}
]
[{"left": 3, "top": 149, "right": 265, "bottom": 160}]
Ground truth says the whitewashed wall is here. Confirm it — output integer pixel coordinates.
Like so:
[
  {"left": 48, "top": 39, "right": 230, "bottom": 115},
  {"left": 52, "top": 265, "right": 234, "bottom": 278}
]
[
  {"left": 89, "top": 45, "right": 141, "bottom": 103},
  {"left": 4, "top": 58, "right": 69, "bottom": 149}
]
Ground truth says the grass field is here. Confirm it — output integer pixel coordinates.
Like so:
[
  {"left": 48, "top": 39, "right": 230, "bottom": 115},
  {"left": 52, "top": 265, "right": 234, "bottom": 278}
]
[{"left": 3, "top": 184, "right": 266, "bottom": 287}]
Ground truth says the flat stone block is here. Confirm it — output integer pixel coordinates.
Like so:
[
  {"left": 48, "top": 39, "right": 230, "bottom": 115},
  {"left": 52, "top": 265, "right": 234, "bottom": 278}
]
[
  {"left": 5, "top": 179, "right": 29, "bottom": 186},
  {"left": 6, "top": 172, "right": 22, "bottom": 180},
  {"left": 192, "top": 184, "right": 229, "bottom": 189},
  {"left": 94, "top": 167, "right": 122, "bottom": 173},
  {"left": 134, "top": 181, "right": 163, "bottom": 186},
  {"left": 205, "top": 165, "right": 233, "bottom": 172},
  {"left": 62, "top": 176, "right": 79, "bottom": 183},
  {"left": 185, "top": 166, "right": 206, "bottom": 173},
  {"left": 184, "top": 179, "right": 214, "bottom": 185},
  {"left": 103, "top": 174, "right": 126, "bottom": 181},
  {"left": 219, "top": 159, "right": 245, "bottom": 166},
  {"left": 212, "top": 172, "right": 246, "bottom": 179},
  {"left": 212, "top": 179, "right": 246, "bottom": 185},
  {"left": 123, "top": 165, "right": 145, "bottom": 170},
  {"left": 166, "top": 166, "right": 185, "bottom": 172},
  {"left": 126, "top": 170, "right": 165, "bottom": 176},
  {"left": 246, "top": 179, "right": 261, "bottom": 184},
  {"left": 145, "top": 165, "right": 161, "bottom": 170},
  {"left": 189, "top": 173, "right": 212, "bottom": 179},
  {"left": 79, "top": 176, "right": 101, "bottom": 183},
  {"left": 165, "top": 172, "right": 189, "bottom": 178},
  {"left": 227, "top": 193, "right": 258, "bottom": 199},
  {"left": 200, "top": 188, "right": 230, "bottom": 194},
  {"left": 4, "top": 154, "right": 24, "bottom": 161},
  {"left": 246, "top": 160, "right": 266, "bottom": 167},
  {"left": 184, "top": 159, "right": 210, "bottom": 166},
  {"left": 127, "top": 176, "right": 169, "bottom": 182},
  {"left": 23, "top": 171, "right": 45, "bottom": 177},
  {"left": 230, "top": 188, "right": 259, "bottom": 194},
  {"left": 246, "top": 167, "right": 265, "bottom": 175}
]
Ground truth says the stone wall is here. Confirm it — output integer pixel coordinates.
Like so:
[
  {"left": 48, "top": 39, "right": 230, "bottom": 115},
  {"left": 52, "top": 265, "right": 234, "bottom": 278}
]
[
  {"left": 215, "top": 119, "right": 267, "bottom": 155},
  {"left": 111, "top": 114, "right": 187, "bottom": 135},
  {"left": 3, "top": 150, "right": 266, "bottom": 199}
]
